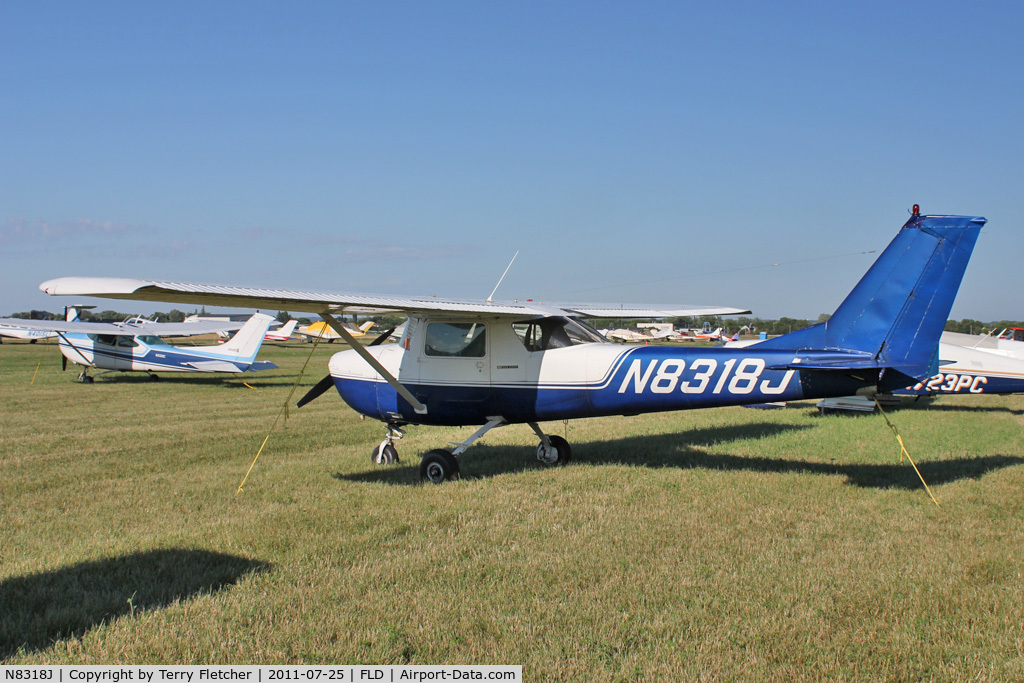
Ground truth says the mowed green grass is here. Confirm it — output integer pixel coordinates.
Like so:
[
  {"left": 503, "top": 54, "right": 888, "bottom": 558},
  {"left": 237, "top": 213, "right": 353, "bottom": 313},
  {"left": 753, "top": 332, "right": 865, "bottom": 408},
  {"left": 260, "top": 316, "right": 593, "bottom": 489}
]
[{"left": 2, "top": 338, "right": 1023, "bottom": 680}]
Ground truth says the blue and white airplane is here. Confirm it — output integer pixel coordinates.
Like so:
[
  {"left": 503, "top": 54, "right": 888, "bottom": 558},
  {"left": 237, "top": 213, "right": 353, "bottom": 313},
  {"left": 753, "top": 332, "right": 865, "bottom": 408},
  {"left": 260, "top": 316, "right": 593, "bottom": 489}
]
[
  {"left": 0, "top": 312, "right": 277, "bottom": 382},
  {"left": 0, "top": 325, "right": 57, "bottom": 343},
  {"left": 39, "top": 208, "right": 984, "bottom": 482}
]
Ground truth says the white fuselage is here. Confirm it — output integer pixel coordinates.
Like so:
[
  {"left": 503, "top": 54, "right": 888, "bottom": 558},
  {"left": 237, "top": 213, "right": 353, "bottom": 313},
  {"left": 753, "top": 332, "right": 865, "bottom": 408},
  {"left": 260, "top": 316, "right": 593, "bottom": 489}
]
[{"left": 58, "top": 333, "right": 257, "bottom": 373}]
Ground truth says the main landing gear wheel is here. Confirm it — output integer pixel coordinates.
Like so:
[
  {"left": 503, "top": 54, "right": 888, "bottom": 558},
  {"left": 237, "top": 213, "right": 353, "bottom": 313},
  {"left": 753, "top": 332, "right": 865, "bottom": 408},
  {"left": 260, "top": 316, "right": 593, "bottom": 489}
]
[
  {"left": 536, "top": 434, "right": 572, "bottom": 465},
  {"left": 371, "top": 443, "right": 400, "bottom": 465},
  {"left": 420, "top": 449, "right": 460, "bottom": 484}
]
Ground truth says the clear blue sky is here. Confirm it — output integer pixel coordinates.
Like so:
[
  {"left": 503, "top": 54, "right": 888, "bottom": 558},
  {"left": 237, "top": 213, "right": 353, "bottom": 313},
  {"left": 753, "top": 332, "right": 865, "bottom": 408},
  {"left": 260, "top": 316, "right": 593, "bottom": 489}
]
[{"left": 2, "top": 1, "right": 1021, "bottom": 320}]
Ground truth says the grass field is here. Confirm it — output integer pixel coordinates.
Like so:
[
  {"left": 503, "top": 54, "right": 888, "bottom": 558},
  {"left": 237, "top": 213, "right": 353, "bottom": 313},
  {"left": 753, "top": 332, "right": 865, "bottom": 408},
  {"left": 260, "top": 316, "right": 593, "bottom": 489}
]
[{"left": 2, "top": 338, "right": 1023, "bottom": 680}]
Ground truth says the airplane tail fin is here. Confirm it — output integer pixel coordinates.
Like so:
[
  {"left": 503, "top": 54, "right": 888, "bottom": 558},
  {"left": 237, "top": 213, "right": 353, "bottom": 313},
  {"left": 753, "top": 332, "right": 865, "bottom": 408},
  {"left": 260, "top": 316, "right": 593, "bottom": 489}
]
[
  {"left": 276, "top": 319, "right": 298, "bottom": 338},
  {"left": 216, "top": 313, "right": 275, "bottom": 362},
  {"left": 358, "top": 321, "right": 375, "bottom": 333},
  {"left": 64, "top": 305, "right": 95, "bottom": 322},
  {"left": 756, "top": 210, "right": 985, "bottom": 386}
]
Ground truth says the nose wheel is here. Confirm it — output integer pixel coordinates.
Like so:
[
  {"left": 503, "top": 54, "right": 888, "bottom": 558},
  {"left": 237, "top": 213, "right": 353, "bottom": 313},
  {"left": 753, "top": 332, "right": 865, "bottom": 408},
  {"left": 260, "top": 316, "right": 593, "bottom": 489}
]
[
  {"left": 371, "top": 424, "right": 404, "bottom": 465},
  {"left": 371, "top": 442, "right": 399, "bottom": 464}
]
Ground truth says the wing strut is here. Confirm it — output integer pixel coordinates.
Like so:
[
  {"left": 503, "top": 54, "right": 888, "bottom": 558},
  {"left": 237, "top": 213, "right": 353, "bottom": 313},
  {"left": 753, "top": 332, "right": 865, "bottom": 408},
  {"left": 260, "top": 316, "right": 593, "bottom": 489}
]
[{"left": 320, "top": 312, "right": 428, "bottom": 415}]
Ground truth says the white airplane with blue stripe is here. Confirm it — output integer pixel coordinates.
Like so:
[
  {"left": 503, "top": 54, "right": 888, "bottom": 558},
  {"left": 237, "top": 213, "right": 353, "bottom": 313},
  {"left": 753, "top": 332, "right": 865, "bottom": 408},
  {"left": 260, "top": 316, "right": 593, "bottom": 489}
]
[
  {"left": 0, "top": 325, "right": 57, "bottom": 343},
  {"left": 0, "top": 312, "right": 277, "bottom": 382},
  {"left": 39, "top": 207, "right": 984, "bottom": 482}
]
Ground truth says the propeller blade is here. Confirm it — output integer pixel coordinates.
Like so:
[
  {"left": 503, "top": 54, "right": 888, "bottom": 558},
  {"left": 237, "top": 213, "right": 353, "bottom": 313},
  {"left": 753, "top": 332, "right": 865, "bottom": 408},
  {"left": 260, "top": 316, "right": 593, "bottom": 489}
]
[
  {"left": 368, "top": 327, "right": 395, "bottom": 347},
  {"left": 62, "top": 354, "right": 67, "bottom": 371},
  {"left": 297, "top": 374, "right": 336, "bottom": 408}
]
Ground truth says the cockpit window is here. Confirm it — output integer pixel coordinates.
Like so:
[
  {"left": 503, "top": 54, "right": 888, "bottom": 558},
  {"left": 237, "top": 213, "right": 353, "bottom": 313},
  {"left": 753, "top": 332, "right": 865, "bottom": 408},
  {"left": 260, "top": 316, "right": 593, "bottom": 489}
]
[
  {"left": 512, "top": 317, "right": 605, "bottom": 352},
  {"left": 88, "top": 334, "right": 119, "bottom": 346},
  {"left": 425, "top": 322, "right": 486, "bottom": 357},
  {"left": 136, "top": 335, "right": 164, "bottom": 346}
]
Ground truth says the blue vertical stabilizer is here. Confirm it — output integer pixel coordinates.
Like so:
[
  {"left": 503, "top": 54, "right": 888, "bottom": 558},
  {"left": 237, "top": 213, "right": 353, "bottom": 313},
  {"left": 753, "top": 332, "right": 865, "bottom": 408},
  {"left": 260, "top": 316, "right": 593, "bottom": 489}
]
[{"left": 756, "top": 212, "right": 985, "bottom": 379}]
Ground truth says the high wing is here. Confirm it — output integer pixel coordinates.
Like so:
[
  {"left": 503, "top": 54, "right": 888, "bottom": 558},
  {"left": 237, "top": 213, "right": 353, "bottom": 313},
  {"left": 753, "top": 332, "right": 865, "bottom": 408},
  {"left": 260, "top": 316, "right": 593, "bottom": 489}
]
[
  {"left": 0, "top": 316, "right": 243, "bottom": 336},
  {"left": 556, "top": 304, "right": 749, "bottom": 318},
  {"left": 39, "top": 277, "right": 750, "bottom": 319}
]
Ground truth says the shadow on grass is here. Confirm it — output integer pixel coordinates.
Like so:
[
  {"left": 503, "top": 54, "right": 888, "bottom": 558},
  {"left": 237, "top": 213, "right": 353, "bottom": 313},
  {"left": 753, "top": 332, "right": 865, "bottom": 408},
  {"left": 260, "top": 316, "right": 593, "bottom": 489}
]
[
  {"left": 890, "top": 403, "right": 1024, "bottom": 416},
  {"left": 800, "top": 400, "right": 1024, "bottom": 417},
  {"left": 334, "top": 421, "right": 1024, "bottom": 490},
  {"left": 74, "top": 373, "right": 304, "bottom": 389},
  {"left": 0, "top": 549, "right": 271, "bottom": 660}
]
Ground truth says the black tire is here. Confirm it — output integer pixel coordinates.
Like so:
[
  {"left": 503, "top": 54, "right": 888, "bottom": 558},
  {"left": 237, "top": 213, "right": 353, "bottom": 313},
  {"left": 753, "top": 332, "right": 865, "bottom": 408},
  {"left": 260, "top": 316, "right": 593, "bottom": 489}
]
[
  {"left": 371, "top": 443, "right": 399, "bottom": 465},
  {"left": 549, "top": 435, "right": 572, "bottom": 463},
  {"left": 537, "top": 435, "right": 572, "bottom": 464},
  {"left": 420, "top": 449, "right": 460, "bottom": 484},
  {"left": 82, "top": 376, "right": 94, "bottom": 384}
]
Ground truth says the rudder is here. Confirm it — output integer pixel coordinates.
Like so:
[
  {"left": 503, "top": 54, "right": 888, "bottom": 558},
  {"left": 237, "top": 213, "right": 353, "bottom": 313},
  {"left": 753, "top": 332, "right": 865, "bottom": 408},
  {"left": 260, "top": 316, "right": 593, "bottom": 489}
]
[{"left": 218, "top": 313, "right": 275, "bottom": 362}]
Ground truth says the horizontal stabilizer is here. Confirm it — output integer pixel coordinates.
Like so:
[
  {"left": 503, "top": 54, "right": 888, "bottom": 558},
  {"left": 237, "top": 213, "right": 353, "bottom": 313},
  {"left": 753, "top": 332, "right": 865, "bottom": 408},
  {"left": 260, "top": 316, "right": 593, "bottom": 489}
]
[
  {"left": 767, "top": 359, "right": 885, "bottom": 371},
  {"left": 184, "top": 360, "right": 244, "bottom": 373}
]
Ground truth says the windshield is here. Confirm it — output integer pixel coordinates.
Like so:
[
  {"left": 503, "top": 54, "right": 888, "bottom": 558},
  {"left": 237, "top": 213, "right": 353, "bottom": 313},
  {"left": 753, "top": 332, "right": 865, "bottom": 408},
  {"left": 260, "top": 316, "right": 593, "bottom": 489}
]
[
  {"left": 512, "top": 316, "right": 605, "bottom": 352},
  {"left": 136, "top": 335, "right": 165, "bottom": 346}
]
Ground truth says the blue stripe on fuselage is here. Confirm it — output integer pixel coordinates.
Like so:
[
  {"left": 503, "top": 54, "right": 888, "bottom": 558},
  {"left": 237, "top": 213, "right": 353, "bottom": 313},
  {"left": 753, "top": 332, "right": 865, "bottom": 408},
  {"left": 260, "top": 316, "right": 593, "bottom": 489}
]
[
  {"left": 333, "top": 346, "right": 881, "bottom": 426},
  {"left": 59, "top": 335, "right": 251, "bottom": 372}
]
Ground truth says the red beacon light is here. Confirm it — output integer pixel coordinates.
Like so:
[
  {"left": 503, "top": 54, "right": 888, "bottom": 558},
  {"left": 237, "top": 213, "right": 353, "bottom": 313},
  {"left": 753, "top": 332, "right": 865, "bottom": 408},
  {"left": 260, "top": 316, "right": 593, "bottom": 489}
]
[{"left": 912, "top": 204, "right": 920, "bottom": 215}]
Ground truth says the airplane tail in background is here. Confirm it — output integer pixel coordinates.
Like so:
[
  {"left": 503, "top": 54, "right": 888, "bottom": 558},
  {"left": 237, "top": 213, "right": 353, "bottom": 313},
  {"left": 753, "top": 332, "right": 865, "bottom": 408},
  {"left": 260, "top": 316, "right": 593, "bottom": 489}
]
[
  {"left": 216, "top": 313, "right": 275, "bottom": 362},
  {"left": 756, "top": 210, "right": 985, "bottom": 386},
  {"left": 64, "top": 305, "right": 95, "bottom": 322},
  {"left": 268, "top": 319, "right": 297, "bottom": 339},
  {"left": 358, "top": 321, "right": 375, "bottom": 333}
]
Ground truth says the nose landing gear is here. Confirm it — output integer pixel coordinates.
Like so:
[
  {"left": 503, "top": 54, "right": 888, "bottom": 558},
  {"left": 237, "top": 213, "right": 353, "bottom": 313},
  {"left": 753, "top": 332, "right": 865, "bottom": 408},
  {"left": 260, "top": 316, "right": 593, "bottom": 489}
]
[{"left": 371, "top": 424, "right": 404, "bottom": 464}]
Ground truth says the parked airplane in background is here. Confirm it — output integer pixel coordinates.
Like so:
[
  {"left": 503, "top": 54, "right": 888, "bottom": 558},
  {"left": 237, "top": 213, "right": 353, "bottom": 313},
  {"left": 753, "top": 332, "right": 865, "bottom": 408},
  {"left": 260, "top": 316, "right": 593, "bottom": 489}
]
[
  {"left": 296, "top": 320, "right": 375, "bottom": 343},
  {"left": 265, "top": 319, "right": 298, "bottom": 341},
  {"left": 0, "top": 324, "right": 57, "bottom": 343},
  {"left": 903, "top": 339, "right": 1024, "bottom": 397},
  {"left": 694, "top": 327, "right": 725, "bottom": 341},
  {"left": 999, "top": 328, "right": 1024, "bottom": 342},
  {"left": 816, "top": 330, "right": 1024, "bottom": 412},
  {"left": 0, "top": 313, "right": 277, "bottom": 382},
  {"left": 945, "top": 328, "right": 1024, "bottom": 356},
  {"left": 648, "top": 329, "right": 693, "bottom": 342},
  {"left": 40, "top": 208, "right": 984, "bottom": 483},
  {"left": 603, "top": 328, "right": 654, "bottom": 343}
]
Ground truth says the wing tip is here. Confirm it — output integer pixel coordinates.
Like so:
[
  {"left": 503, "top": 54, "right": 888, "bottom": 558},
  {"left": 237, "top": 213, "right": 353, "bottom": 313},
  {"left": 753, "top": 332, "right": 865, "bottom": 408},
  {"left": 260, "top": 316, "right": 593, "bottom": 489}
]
[{"left": 40, "top": 277, "right": 151, "bottom": 296}]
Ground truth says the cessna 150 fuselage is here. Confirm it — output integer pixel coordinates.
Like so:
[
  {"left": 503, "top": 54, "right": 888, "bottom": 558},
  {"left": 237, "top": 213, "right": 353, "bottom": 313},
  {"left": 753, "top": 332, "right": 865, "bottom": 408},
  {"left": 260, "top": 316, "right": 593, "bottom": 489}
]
[{"left": 40, "top": 208, "right": 984, "bottom": 483}]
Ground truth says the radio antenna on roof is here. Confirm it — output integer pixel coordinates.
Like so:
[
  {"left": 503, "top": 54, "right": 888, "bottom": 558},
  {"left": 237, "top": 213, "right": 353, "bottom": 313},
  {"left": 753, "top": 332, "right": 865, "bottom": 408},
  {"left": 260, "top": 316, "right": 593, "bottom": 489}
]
[{"left": 486, "top": 250, "right": 519, "bottom": 303}]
